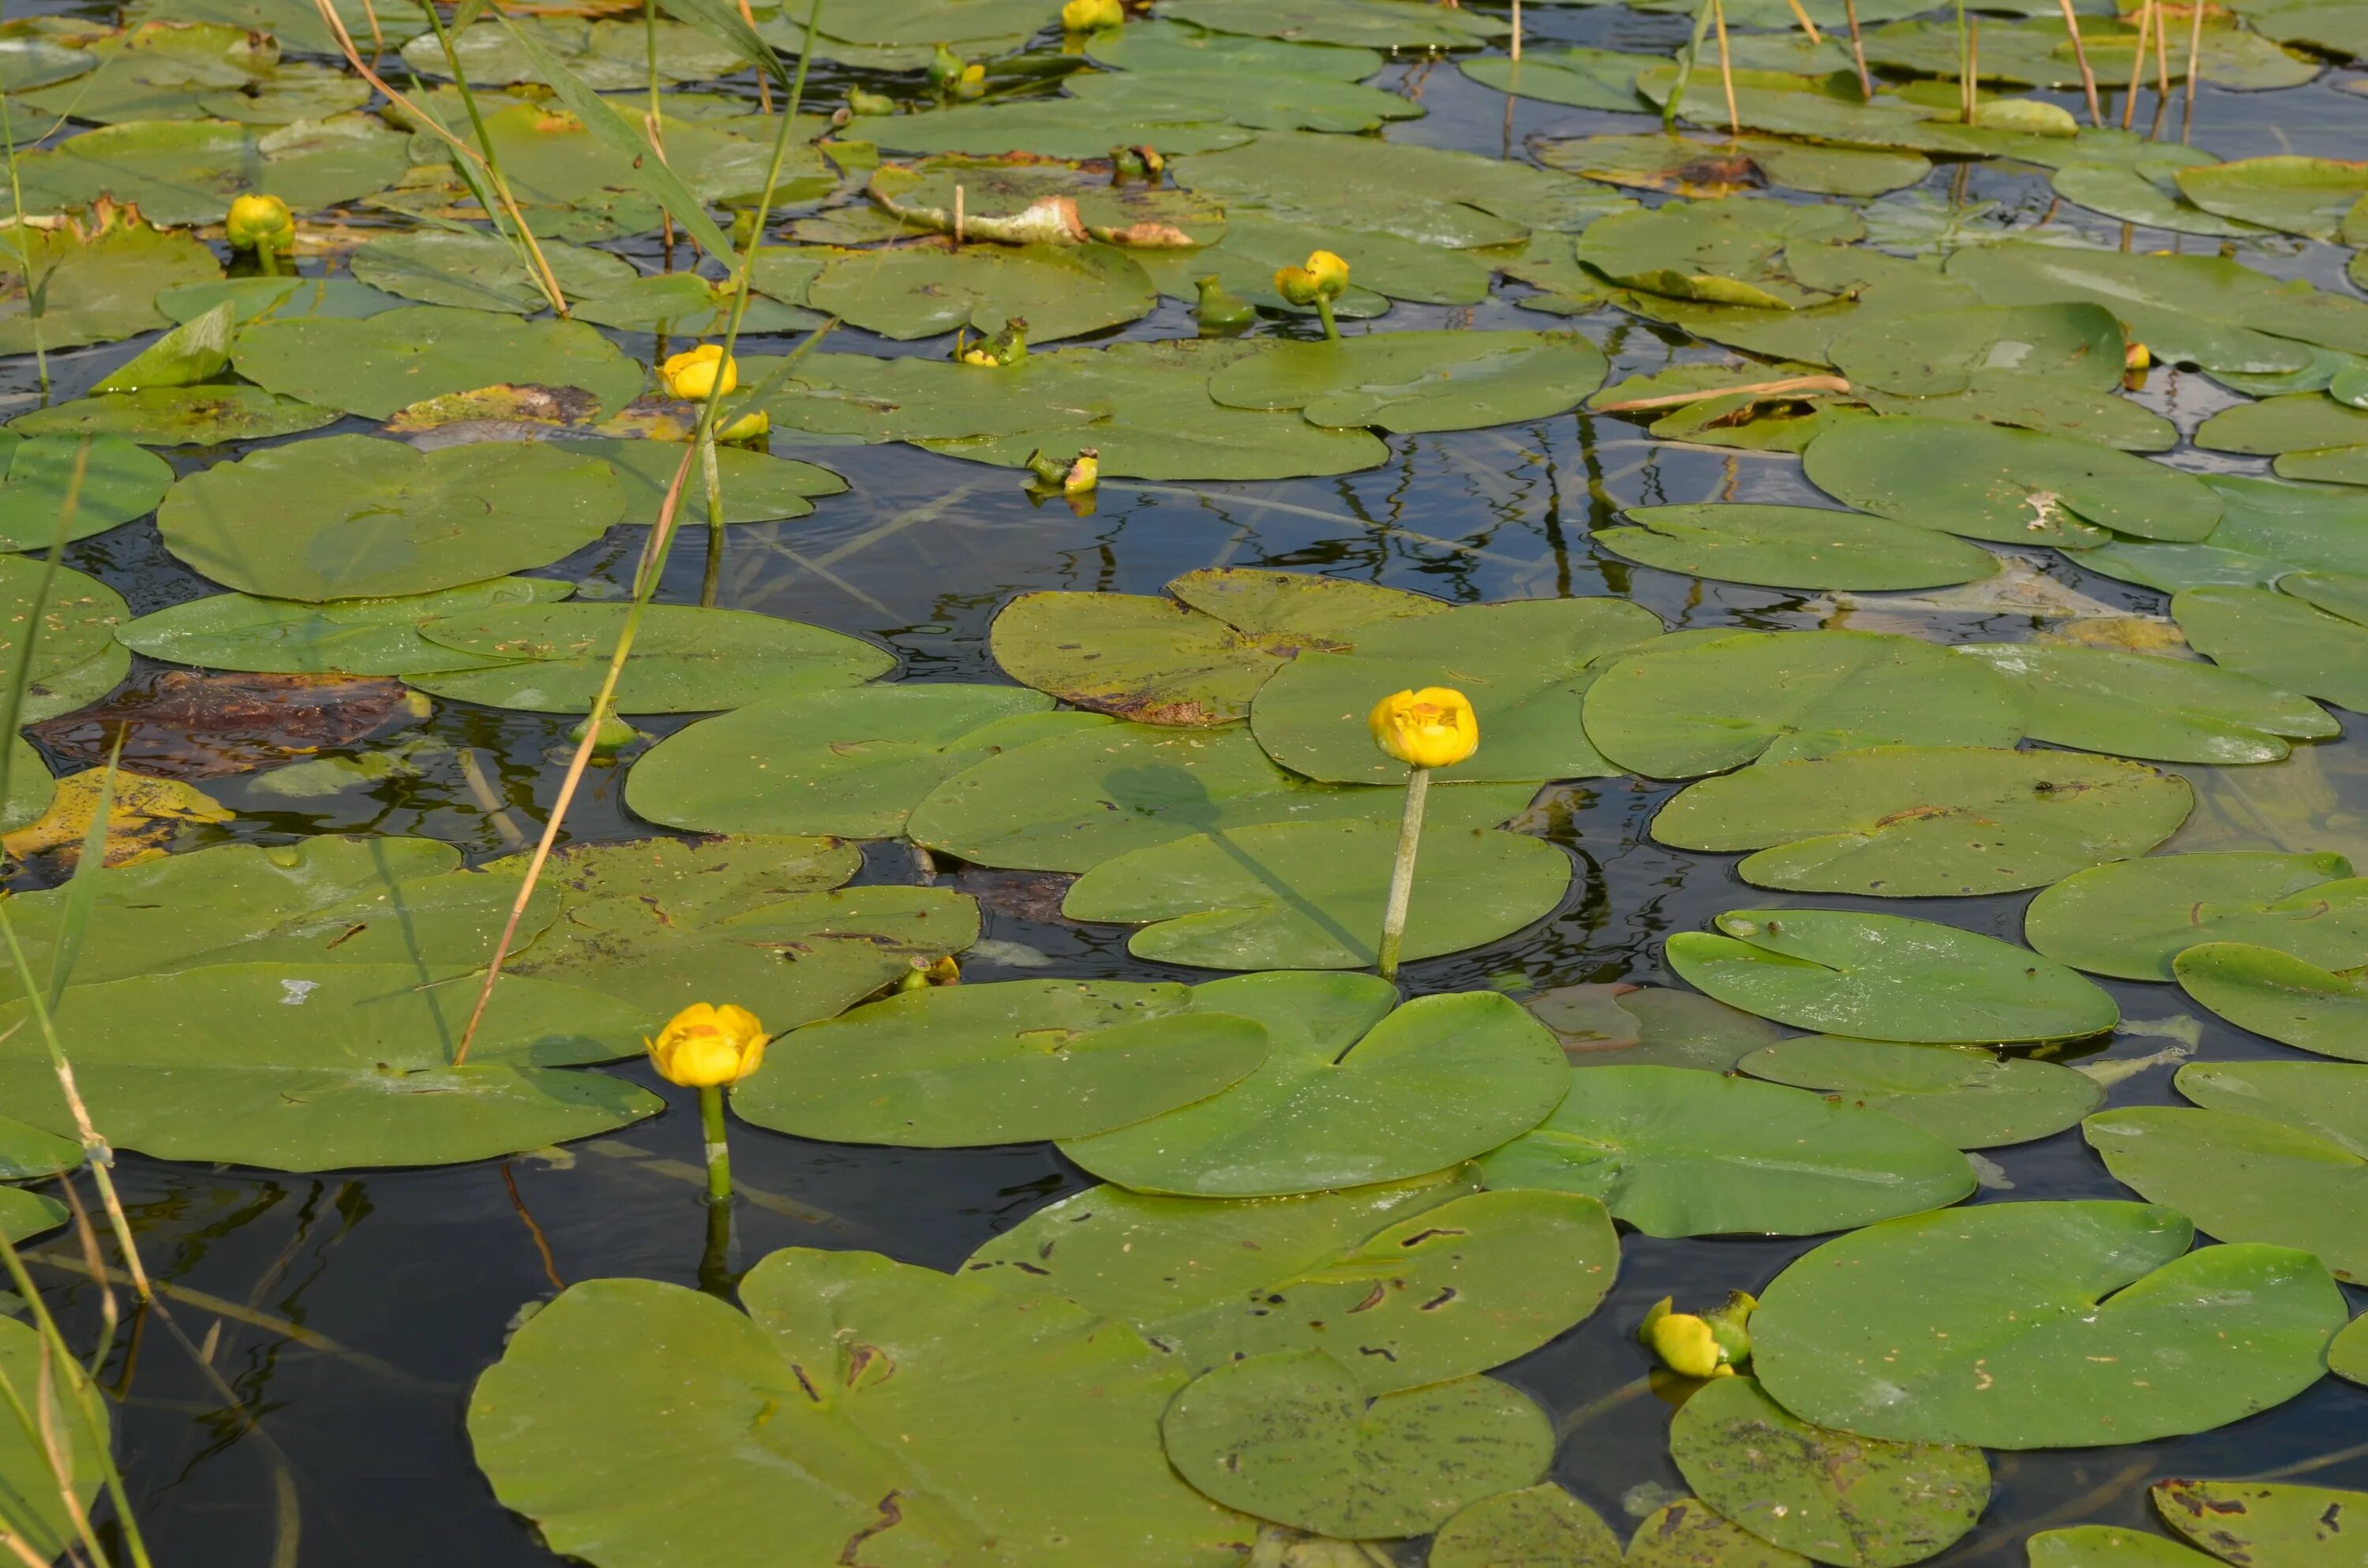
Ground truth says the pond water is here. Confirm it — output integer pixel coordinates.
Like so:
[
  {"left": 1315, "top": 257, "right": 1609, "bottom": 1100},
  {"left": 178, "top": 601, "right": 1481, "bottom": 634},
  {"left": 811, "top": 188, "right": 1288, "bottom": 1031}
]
[{"left": 0, "top": 0, "right": 2364, "bottom": 1562}]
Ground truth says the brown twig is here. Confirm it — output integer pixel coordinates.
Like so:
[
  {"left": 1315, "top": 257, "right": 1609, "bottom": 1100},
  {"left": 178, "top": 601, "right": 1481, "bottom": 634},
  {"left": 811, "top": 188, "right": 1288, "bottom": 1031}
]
[
  {"left": 1711, "top": 0, "right": 1739, "bottom": 135},
  {"left": 1594, "top": 374, "right": 1852, "bottom": 412},
  {"left": 501, "top": 1162, "right": 566, "bottom": 1291},
  {"left": 2059, "top": 0, "right": 2103, "bottom": 125},
  {"left": 2122, "top": 0, "right": 2153, "bottom": 129},
  {"left": 1842, "top": 0, "right": 1874, "bottom": 98}
]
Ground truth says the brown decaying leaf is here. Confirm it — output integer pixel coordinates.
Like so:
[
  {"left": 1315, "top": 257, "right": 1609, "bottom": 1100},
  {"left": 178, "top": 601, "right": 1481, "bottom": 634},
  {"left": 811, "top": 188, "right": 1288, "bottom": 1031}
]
[
  {"left": 383, "top": 383, "right": 604, "bottom": 433},
  {"left": 1, "top": 769, "right": 232, "bottom": 868},
  {"left": 26, "top": 670, "right": 422, "bottom": 780}
]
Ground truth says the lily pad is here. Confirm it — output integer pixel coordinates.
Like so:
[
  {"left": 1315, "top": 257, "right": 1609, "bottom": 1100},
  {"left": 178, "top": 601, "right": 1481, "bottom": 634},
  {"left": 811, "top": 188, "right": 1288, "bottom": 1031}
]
[
  {"left": 2024, "top": 1527, "right": 2220, "bottom": 1567},
  {"left": 1463, "top": 48, "right": 1654, "bottom": 112},
  {"left": 807, "top": 243, "right": 1157, "bottom": 343},
  {"left": 2052, "top": 159, "right": 2268, "bottom": 239},
  {"left": 1430, "top": 1485, "right": 1624, "bottom": 1568},
  {"left": 2153, "top": 1480, "right": 2367, "bottom": 1568},
  {"left": 580, "top": 437, "right": 845, "bottom": 527},
  {"left": 1251, "top": 597, "right": 1665, "bottom": 785},
  {"left": 1086, "top": 19, "right": 1382, "bottom": 78},
  {"left": 1207, "top": 331, "right": 1608, "bottom": 434},
  {"left": 469, "top": 1248, "right": 1248, "bottom": 1568},
  {"left": 1062, "top": 975, "right": 1571, "bottom": 1196},
  {"left": 157, "top": 434, "right": 623, "bottom": 602},
  {"left": 2175, "top": 941, "right": 2368, "bottom": 1062},
  {"left": 1477, "top": 1064, "right": 1973, "bottom": 1237},
  {"left": 734, "top": 977, "right": 1268, "bottom": 1147},
  {"left": 1178, "top": 131, "right": 1584, "bottom": 249},
  {"left": 1062, "top": 65, "right": 1420, "bottom": 136},
  {"left": 1628, "top": 1499, "right": 1817, "bottom": 1568},
  {"left": 231, "top": 305, "right": 644, "bottom": 421},
  {"left": 9, "top": 385, "right": 339, "bottom": 446},
  {"left": 966, "top": 1175, "right": 1619, "bottom": 1395},
  {"left": 0, "top": 209, "right": 219, "bottom": 354},
  {"left": 1667, "top": 909, "right": 2119, "bottom": 1043},
  {"left": 407, "top": 604, "right": 892, "bottom": 713},
  {"left": 496, "top": 834, "right": 977, "bottom": 1031},
  {"left": 347, "top": 228, "right": 638, "bottom": 315},
  {"left": 1064, "top": 816, "right": 1572, "bottom": 970},
  {"left": 1598, "top": 505, "right": 1999, "bottom": 592},
  {"left": 2176, "top": 156, "right": 2368, "bottom": 243},
  {"left": 157, "top": 274, "right": 406, "bottom": 324},
  {"left": 1541, "top": 133, "right": 1927, "bottom": 200},
  {"left": 1670, "top": 1376, "right": 1989, "bottom": 1568},
  {"left": 0, "top": 1313, "right": 107, "bottom": 1561},
  {"left": 2195, "top": 394, "right": 2368, "bottom": 458},
  {"left": 0, "top": 431, "right": 171, "bottom": 550},
  {"left": 1650, "top": 746, "right": 2191, "bottom": 897},
  {"left": 759, "top": 350, "right": 1107, "bottom": 444},
  {"left": 1166, "top": 0, "right": 1503, "bottom": 47},
  {"left": 17, "top": 114, "right": 408, "bottom": 226},
  {"left": 115, "top": 578, "right": 571, "bottom": 677},
  {"left": 1738, "top": 1037, "right": 2103, "bottom": 1149},
  {"left": 1134, "top": 211, "right": 1484, "bottom": 313},
  {"left": 0, "top": 552, "right": 129, "bottom": 724},
  {"left": 1527, "top": 984, "right": 1788, "bottom": 1072},
  {"left": 2025, "top": 852, "right": 2368, "bottom": 981},
  {"left": 1803, "top": 417, "right": 2221, "bottom": 545},
  {"left": 1750, "top": 1201, "right": 2347, "bottom": 1447},
  {"left": 2175, "top": 583, "right": 2368, "bottom": 712},
  {"left": 1161, "top": 1351, "right": 1551, "bottom": 1539},
  {"left": 1830, "top": 303, "right": 2126, "bottom": 397},
  {"left": 1582, "top": 631, "right": 2023, "bottom": 780},
  {"left": 2086, "top": 1060, "right": 2368, "bottom": 1280},
  {"left": 1956, "top": 642, "right": 2335, "bottom": 765},
  {"left": 2336, "top": 1316, "right": 2368, "bottom": 1385},
  {"left": 0, "top": 962, "right": 658, "bottom": 1169},
  {"left": 866, "top": 100, "right": 1253, "bottom": 160},
  {"left": 908, "top": 720, "right": 1531, "bottom": 875}
]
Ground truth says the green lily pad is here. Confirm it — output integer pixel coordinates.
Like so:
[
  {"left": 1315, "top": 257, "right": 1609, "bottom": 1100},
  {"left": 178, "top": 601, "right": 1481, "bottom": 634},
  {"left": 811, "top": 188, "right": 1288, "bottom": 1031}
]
[
  {"left": 0, "top": 1185, "right": 66, "bottom": 1243},
  {"left": 0, "top": 211, "right": 219, "bottom": 354},
  {"left": 1738, "top": 1037, "right": 2103, "bottom": 1149},
  {"left": 1803, "top": 417, "right": 2221, "bottom": 545},
  {"left": 11, "top": 20, "right": 266, "bottom": 122},
  {"left": 1161, "top": 1352, "right": 1551, "bottom": 1539},
  {"left": 1133, "top": 212, "right": 1485, "bottom": 313},
  {"left": 2153, "top": 1480, "right": 2367, "bottom": 1568},
  {"left": 1956, "top": 642, "right": 2335, "bottom": 765},
  {"left": 0, "top": 835, "right": 550, "bottom": 996},
  {"left": 2201, "top": 474, "right": 2368, "bottom": 575},
  {"left": 2195, "top": 394, "right": 2368, "bottom": 458},
  {"left": 0, "top": 1313, "right": 107, "bottom": 1561},
  {"left": 0, "top": 551, "right": 127, "bottom": 724},
  {"left": 469, "top": 1248, "right": 1247, "bottom": 1568},
  {"left": 869, "top": 153, "right": 1229, "bottom": 252},
  {"left": 1064, "top": 816, "right": 1572, "bottom": 971},
  {"left": 2175, "top": 584, "right": 2368, "bottom": 712},
  {"left": 17, "top": 114, "right": 408, "bottom": 225},
  {"left": 231, "top": 305, "right": 644, "bottom": 421},
  {"left": 1205, "top": 331, "right": 1607, "bottom": 434},
  {"left": 1581, "top": 631, "right": 2022, "bottom": 780},
  {"left": 866, "top": 100, "right": 1253, "bottom": 160},
  {"left": 407, "top": 603, "right": 892, "bottom": 713},
  {"left": 2333, "top": 1315, "right": 2368, "bottom": 1385},
  {"left": 1527, "top": 983, "right": 1788, "bottom": 1072},
  {"left": 2052, "top": 160, "right": 2268, "bottom": 239},
  {"left": 627, "top": 683, "right": 1091, "bottom": 839},
  {"left": 2086, "top": 1060, "right": 2368, "bottom": 1280},
  {"left": 0, "top": 1115, "right": 77, "bottom": 1181},
  {"left": 1579, "top": 197, "right": 1862, "bottom": 309},
  {"left": 126, "top": 0, "right": 429, "bottom": 56},
  {"left": 1670, "top": 1376, "right": 1989, "bottom": 1568},
  {"left": 1250, "top": 598, "right": 1665, "bottom": 785},
  {"left": 760, "top": 350, "right": 1108, "bottom": 444},
  {"left": 1430, "top": 1485, "right": 1624, "bottom": 1568},
  {"left": 2025, "top": 852, "right": 2368, "bottom": 981},
  {"left": 579, "top": 438, "right": 845, "bottom": 527},
  {"left": 157, "top": 434, "right": 623, "bottom": 602},
  {"left": 1628, "top": 1499, "right": 1817, "bottom": 1568},
  {"left": 1177, "top": 131, "right": 1585, "bottom": 249},
  {"left": 157, "top": 274, "right": 406, "bottom": 324},
  {"left": 807, "top": 243, "right": 1157, "bottom": 343},
  {"left": 1652, "top": 746, "right": 2191, "bottom": 897},
  {"left": 2175, "top": 941, "right": 2368, "bottom": 1062},
  {"left": 1539, "top": 133, "right": 1927, "bottom": 200},
  {"left": 1062, "top": 65, "right": 1420, "bottom": 135},
  {"left": 347, "top": 228, "right": 639, "bottom": 314},
  {"left": 0, "top": 431, "right": 170, "bottom": 550},
  {"left": 495, "top": 834, "right": 976, "bottom": 1032},
  {"left": 967, "top": 1171, "right": 1618, "bottom": 1395},
  {"left": 1166, "top": 0, "right": 1500, "bottom": 46},
  {"left": 1597, "top": 505, "right": 1999, "bottom": 592},
  {"left": 115, "top": 578, "right": 571, "bottom": 677},
  {"left": 1830, "top": 303, "right": 2126, "bottom": 397},
  {"left": 1061, "top": 975, "right": 1570, "bottom": 1196},
  {"left": 2024, "top": 1526, "right": 2220, "bottom": 1567},
  {"left": 1477, "top": 1064, "right": 1973, "bottom": 1237},
  {"left": 398, "top": 17, "right": 740, "bottom": 91},
  {"left": 1086, "top": 19, "right": 1382, "bottom": 78},
  {"left": 1463, "top": 48, "right": 1654, "bottom": 111},
  {"left": 0, "top": 962, "right": 658, "bottom": 1169},
  {"left": 734, "top": 976, "right": 1268, "bottom": 1147},
  {"left": 1751, "top": 1201, "right": 2347, "bottom": 1448},
  {"left": 2175, "top": 156, "right": 2368, "bottom": 242},
  {"left": 1668, "top": 909, "right": 2119, "bottom": 1043},
  {"left": 10, "top": 384, "right": 339, "bottom": 447}
]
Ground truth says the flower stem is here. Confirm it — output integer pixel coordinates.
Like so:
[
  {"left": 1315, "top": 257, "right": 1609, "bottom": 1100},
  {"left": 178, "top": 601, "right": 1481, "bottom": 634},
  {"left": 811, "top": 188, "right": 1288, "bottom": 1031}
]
[
  {"left": 698, "top": 426, "right": 724, "bottom": 607},
  {"left": 1376, "top": 765, "right": 1429, "bottom": 981},
  {"left": 1315, "top": 295, "right": 1340, "bottom": 342},
  {"left": 698, "top": 1083, "right": 732, "bottom": 1205}
]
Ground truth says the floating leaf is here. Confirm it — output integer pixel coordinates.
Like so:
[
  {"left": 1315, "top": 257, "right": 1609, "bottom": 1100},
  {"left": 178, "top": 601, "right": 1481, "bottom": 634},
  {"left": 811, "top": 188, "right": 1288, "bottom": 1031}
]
[
  {"left": 1064, "top": 817, "right": 1572, "bottom": 971},
  {"left": 2153, "top": 1480, "right": 2368, "bottom": 1566},
  {"left": 1431, "top": 1486, "right": 1624, "bottom": 1568},
  {"left": 760, "top": 350, "right": 1108, "bottom": 444},
  {"left": 1062, "top": 975, "right": 1571, "bottom": 1196},
  {"left": 2026, "top": 852, "right": 2368, "bottom": 981},
  {"left": 1177, "top": 131, "right": 1583, "bottom": 249},
  {"left": 2023, "top": 1526, "right": 2220, "bottom": 1567},
  {"left": 0, "top": 552, "right": 127, "bottom": 723},
  {"left": 2333, "top": 1316, "right": 2368, "bottom": 1386},
  {"left": 1161, "top": 1351, "right": 1551, "bottom": 1539},
  {"left": 1956, "top": 642, "right": 2335, "bottom": 765},
  {"left": 1738, "top": 1037, "right": 2102, "bottom": 1149},
  {"left": 1207, "top": 331, "right": 1608, "bottom": 434},
  {"left": 1582, "top": 631, "right": 2022, "bottom": 780},
  {"left": 0, "top": 1315, "right": 106, "bottom": 1561},
  {"left": 1628, "top": 1499, "right": 1815, "bottom": 1568},
  {"left": 966, "top": 1175, "right": 1618, "bottom": 1395},
  {"left": 1526, "top": 984, "right": 1787, "bottom": 1072},
  {"left": 0, "top": 962, "right": 657, "bottom": 1169},
  {"left": 1670, "top": 1376, "right": 1989, "bottom": 1568},
  {"left": 1667, "top": 909, "right": 2119, "bottom": 1043},
  {"left": 115, "top": 578, "right": 571, "bottom": 677},
  {"left": 2176, "top": 156, "right": 2368, "bottom": 243},
  {"left": 26, "top": 668, "right": 415, "bottom": 779},
  {"left": 1134, "top": 211, "right": 1485, "bottom": 313},
  {"left": 1251, "top": 598, "right": 1664, "bottom": 784},
  {"left": 808, "top": 243, "right": 1158, "bottom": 343},
  {"left": 2175, "top": 583, "right": 2368, "bottom": 713},
  {"left": 1477, "top": 1065, "right": 1973, "bottom": 1237},
  {"left": 1651, "top": 746, "right": 2190, "bottom": 897},
  {"left": 1597, "top": 505, "right": 1999, "bottom": 593},
  {"left": 16, "top": 114, "right": 408, "bottom": 225},
  {"left": 1579, "top": 197, "right": 1861, "bottom": 309},
  {"left": 347, "top": 228, "right": 638, "bottom": 314},
  {"left": 2086, "top": 1060, "right": 2368, "bottom": 1281},
  {"left": 1465, "top": 49, "right": 1654, "bottom": 111},
  {"left": 9, "top": 385, "right": 339, "bottom": 446},
  {"left": 1542, "top": 132, "right": 1926, "bottom": 200},
  {"left": 1063, "top": 65, "right": 1421, "bottom": 136},
  {"left": 1165, "top": 0, "right": 1502, "bottom": 47},
  {"left": 0, "top": 431, "right": 172, "bottom": 551},
  {"left": 2175, "top": 941, "right": 2368, "bottom": 1062},
  {"left": 407, "top": 604, "right": 892, "bottom": 713},
  {"left": 0, "top": 768, "right": 230, "bottom": 866},
  {"left": 1751, "top": 1201, "right": 2347, "bottom": 1448},
  {"left": 232, "top": 306, "right": 644, "bottom": 421},
  {"left": 1086, "top": 17, "right": 1382, "bottom": 78},
  {"left": 469, "top": 1248, "right": 1248, "bottom": 1568},
  {"left": 0, "top": 209, "right": 219, "bottom": 355},
  {"left": 580, "top": 438, "right": 845, "bottom": 527}
]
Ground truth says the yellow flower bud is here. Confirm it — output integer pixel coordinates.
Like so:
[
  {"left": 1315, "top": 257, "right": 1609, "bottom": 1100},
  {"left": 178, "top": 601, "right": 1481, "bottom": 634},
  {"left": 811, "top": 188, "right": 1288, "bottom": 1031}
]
[
  {"left": 2124, "top": 342, "right": 2151, "bottom": 372},
  {"left": 1274, "top": 264, "right": 1322, "bottom": 307},
  {"left": 1062, "top": 447, "right": 1099, "bottom": 494},
  {"left": 225, "top": 192, "right": 294, "bottom": 253},
  {"left": 645, "top": 1001, "right": 767, "bottom": 1087},
  {"left": 1303, "top": 249, "right": 1349, "bottom": 298},
  {"left": 717, "top": 408, "right": 770, "bottom": 443},
  {"left": 1368, "top": 686, "right": 1478, "bottom": 770},
  {"left": 1062, "top": 0, "right": 1124, "bottom": 29},
  {"left": 1647, "top": 1310, "right": 1727, "bottom": 1380},
  {"left": 660, "top": 343, "right": 737, "bottom": 402}
]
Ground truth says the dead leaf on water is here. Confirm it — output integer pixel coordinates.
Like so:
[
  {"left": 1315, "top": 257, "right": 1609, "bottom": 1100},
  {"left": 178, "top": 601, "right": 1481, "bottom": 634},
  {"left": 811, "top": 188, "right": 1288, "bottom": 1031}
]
[
  {"left": 26, "top": 669, "right": 423, "bottom": 780},
  {"left": 1, "top": 769, "right": 232, "bottom": 867}
]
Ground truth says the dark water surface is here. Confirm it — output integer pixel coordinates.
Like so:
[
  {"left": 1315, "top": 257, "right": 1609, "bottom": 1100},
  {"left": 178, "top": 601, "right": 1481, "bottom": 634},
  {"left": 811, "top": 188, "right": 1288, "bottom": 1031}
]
[{"left": 4, "top": 1, "right": 2365, "bottom": 1561}]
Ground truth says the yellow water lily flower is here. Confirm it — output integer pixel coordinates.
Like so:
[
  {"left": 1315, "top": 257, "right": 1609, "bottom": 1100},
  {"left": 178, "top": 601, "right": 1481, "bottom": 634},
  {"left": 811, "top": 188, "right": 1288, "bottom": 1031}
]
[
  {"left": 225, "top": 192, "right": 294, "bottom": 253},
  {"left": 1304, "top": 249, "right": 1349, "bottom": 296},
  {"left": 645, "top": 1002, "right": 767, "bottom": 1087},
  {"left": 1062, "top": 447, "right": 1100, "bottom": 494},
  {"left": 1273, "top": 264, "right": 1322, "bottom": 306},
  {"left": 718, "top": 408, "right": 770, "bottom": 443},
  {"left": 660, "top": 343, "right": 737, "bottom": 401},
  {"left": 1369, "top": 687, "right": 1478, "bottom": 770},
  {"left": 1062, "top": 0, "right": 1124, "bottom": 29},
  {"left": 1647, "top": 1311, "right": 1731, "bottom": 1380}
]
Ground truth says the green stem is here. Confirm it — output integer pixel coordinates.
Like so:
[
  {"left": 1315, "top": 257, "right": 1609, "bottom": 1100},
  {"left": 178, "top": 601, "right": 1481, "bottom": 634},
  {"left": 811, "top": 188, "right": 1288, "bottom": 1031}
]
[
  {"left": 1314, "top": 294, "right": 1340, "bottom": 343},
  {"left": 0, "top": 80, "right": 49, "bottom": 402},
  {"left": 698, "top": 427, "right": 724, "bottom": 607},
  {"left": 1669, "top": 0, "right": 1719, "bottom": 130},
  {"left": 1375, "top": 766, "right": 1429, "bottom": 981},
  {"left": 698, "top": 1083, "right": 732, "bottom": 1205}
]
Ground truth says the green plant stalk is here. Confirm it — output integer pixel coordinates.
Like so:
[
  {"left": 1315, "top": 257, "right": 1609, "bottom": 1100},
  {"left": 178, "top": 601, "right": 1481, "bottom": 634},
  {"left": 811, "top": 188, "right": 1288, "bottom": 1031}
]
[
  {"left": 698, "top": 1084, "right": 732, "bottom": 1203},
  {"left": 0, "top": 438, "right": 86, "bottom": 808},
  {"left": 1375, "top": 765, "right": 1429, "bottom": 981},
  {"left": 0, "top": 82, "right": 49, "bottom": 401},
  {"left": 698, "top": 425, "right": 725, "bottom": 605},
  {"left": 45, "top": 729, "right": 122, "bottom": 1010},
  {"left": 409, "top": 0, "right": 568, "bottom": 311},
  {"left": 452, "top": 0, "right": 830, "bottom": 1063},
  {"left": 1666, "top": 0, "right": 1720, "bottom": 129},
  {"left": 1313, "top": 294, "right": 1340, "bottom": 342}
]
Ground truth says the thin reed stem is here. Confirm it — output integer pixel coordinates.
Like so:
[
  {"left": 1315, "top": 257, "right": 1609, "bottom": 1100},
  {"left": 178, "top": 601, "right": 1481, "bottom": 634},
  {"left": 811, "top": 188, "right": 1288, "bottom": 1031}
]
[
  {"left": 2122, "top": 0, "right": 2153, "bottom": 129},
  {"left": 2059, "top": 0, "right": 2103, "bottom": 124},
  {"left": 1842, "top": 0, "right": 1873, "bottom": 99},
  {"left": 1711, "top": 0, "right": 1737, "bottom": 135}
]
